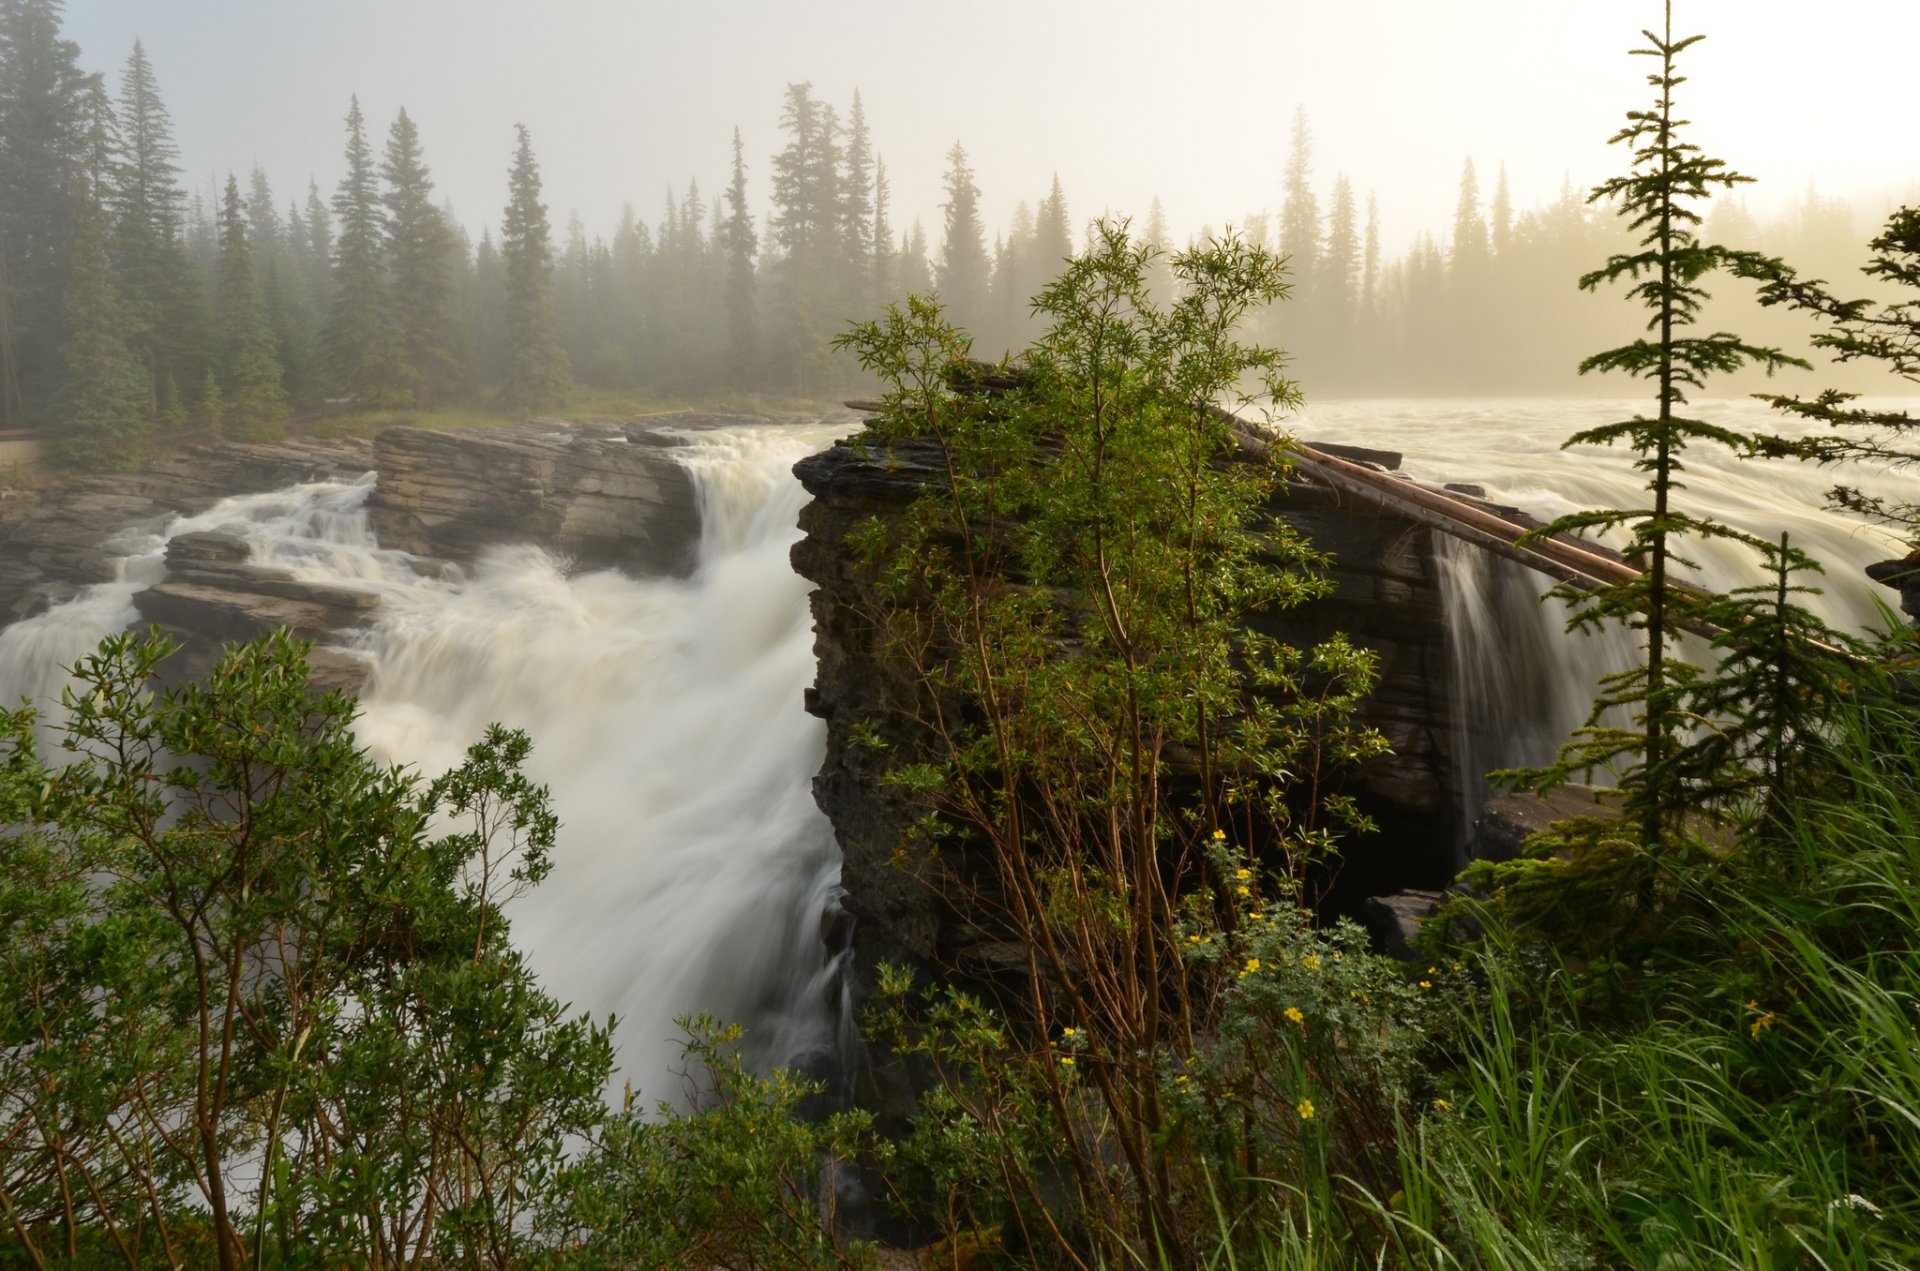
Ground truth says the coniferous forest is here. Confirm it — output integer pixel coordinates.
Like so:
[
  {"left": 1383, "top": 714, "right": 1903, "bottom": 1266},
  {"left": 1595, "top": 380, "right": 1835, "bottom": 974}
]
[
  {"left": 7, "top": 0, "right": 1920, "bottom": 1267},
  {"left": 1, "top": 1, "right": 1905, "bottom": 472}
]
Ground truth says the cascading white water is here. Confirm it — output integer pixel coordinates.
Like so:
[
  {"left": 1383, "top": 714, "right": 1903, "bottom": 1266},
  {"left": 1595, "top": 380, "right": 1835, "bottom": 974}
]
[
  {"left": 0, "top": 476, "right": 396, "bottom": 736},
  {"left": 1290, "top": 396, "right": 1912, "bottom": 846},
  {"left": 6, "top": 398, "right": 1908, "bottom": 1086},
  {"left": 0, "top": 423, "right": 852, "bottom": 1107},
  {"left": 350, "top": 421, "right": 853, "bottom": 1104}
]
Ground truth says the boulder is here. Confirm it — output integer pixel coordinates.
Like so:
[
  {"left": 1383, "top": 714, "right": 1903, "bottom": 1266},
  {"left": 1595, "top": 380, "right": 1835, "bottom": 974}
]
[{"left": 366, "top": 424, "right": 701, "bottom": 576}]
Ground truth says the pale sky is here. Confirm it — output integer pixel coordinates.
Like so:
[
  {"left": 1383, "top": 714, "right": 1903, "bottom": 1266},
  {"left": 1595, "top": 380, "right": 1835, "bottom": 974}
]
[{"left": 66, "top": 1, "right": 1920, "bottom": 256}]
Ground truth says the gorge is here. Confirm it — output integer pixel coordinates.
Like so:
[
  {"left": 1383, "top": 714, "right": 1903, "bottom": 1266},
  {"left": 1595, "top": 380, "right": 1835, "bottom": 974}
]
[{"left": 0, "top": 400, "right": 1906, "bottom": 1108}]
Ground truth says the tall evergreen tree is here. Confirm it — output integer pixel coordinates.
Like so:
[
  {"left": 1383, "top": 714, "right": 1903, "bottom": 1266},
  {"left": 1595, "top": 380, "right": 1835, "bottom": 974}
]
[
  {"left": 871, "top": 156, "right": 895, "bottom": 306},
  {"left": 1491, "top": 162, "right": 1514, "bottom": 258},
  {"left": 0, "top": 0, "right": 94, "bottom": 427},
  {"left": 936, "top": 140, "right": 989, "bottom": 331},
  {"left": 215, "top": 173, "right": 287, "bottom": 437},
  {"left": 1525, "top": 3, "right": 1807, "bottom": 845},
  {"left": 719, "top": 125, "right": 759, "bottom": 385},
  {"left": 108, "top": 38, "right": 205, "bottom": 426},
  {"left": 1361, "top": 191, "right": 1381, "bottom": 320},
  {"left": 1033, "top": 174, "right": 1073, "bottom": 277},
  {"left": 498, "top": 123, "right": 570, "bottom": 411},
  {"left": 768, "top": 82, "right": 844, "bottom": 391},
  {"left": 54, "top": 175, "right": 147, "bottom": 466},
  {"left": 1451, "top": 157, "right": 1489, "bottom": 270},
  {"left": 322, "top": 95, "right": 399, "bottom": 405},
  {"left": 900, "top": 218, "right": 932, "bottom": 296},
  {"left": 1278, "top": 107, "right": 1321, "bottom": 295},
  {"left": 381, "top": 106, "right": 469, "bottom": 404},
  {"left": 839, "top": 89, "right": 874, "bottom": 303}
]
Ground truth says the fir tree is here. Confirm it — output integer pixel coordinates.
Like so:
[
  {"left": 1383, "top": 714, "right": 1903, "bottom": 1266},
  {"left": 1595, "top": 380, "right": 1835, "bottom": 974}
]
[
  {"left": 215, "top": 173, "right": 287, "bottom": 437},
  {"left": 54, "top": 176, "right": 147, "bottom": 467},
  {"left": 871, "top": 156, "right": 895, "bottom": 306},
  {"left": 1749, "top": 206, "right": 1920, "bottom": 541},
  {"left": 936, "top": 141, "right": 989, "bottom": 331},
  {"left": 719, "top": 125, "right": 759, "bottom": 385},
  {"left": 1450, "top": 157, "right": 1488, "bottom": 270},
  {"left": 382, "top": 106, "right": 469, "bottom": 404},
  {"left": 1277, "top": 107, "right": 1320, "bottom": 296},
  {"left": 498, "top": 123, "right": 570, "bottom": 412},
  {"left": 1491, "top": 162, "right": 1514, "bottom": 258},
  {"left": 839, "top": 89, "right": 874, "bottom": 303},
  {"left": 322, "top": 95, "right": 400, "bottom": 405},
  {"left": 108, "top": 40, "right": 207, "bottom": 425},
  {"left": 0, "top": 0, "right": 94, "bottom": 427},
  {"left": 1523, "top": 3, "right": 1808, "bottom": 845},
  {"left": 1033, "top": 174, "right": 1073, "bottom": 277}
]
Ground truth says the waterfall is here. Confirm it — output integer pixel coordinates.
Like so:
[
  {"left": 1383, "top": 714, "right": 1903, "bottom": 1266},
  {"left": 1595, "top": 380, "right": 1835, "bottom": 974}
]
[
  {"left": 0, "top": 423, "right": 852, "bottom": 1108},
  {"left": 1431, "top": 537, "right": 1640, "bottom": 852},
  {"left": 352, "top": 421, "right": 851, "bottom": 1103}
]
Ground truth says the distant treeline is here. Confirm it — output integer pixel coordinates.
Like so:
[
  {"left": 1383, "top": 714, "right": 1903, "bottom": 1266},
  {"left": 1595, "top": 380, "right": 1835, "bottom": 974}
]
[{"left": 0, "top": 0, "right": 1902, "bottom": 469}]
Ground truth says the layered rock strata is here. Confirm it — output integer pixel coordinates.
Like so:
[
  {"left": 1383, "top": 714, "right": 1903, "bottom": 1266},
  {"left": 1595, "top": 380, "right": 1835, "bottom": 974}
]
[
  {"left": 791, "top": 434, "right": 1476, "bottom": 1012},
  {"left": 0, "top": 439, "right": 374, "bottom": 623},
  {"left": 366, "top": 423, "right": 701, "bottom": 576}
]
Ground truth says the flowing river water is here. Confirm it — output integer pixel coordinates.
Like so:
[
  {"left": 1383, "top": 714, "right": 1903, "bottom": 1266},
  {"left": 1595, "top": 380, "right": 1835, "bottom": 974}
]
[{"left": 0, "top": 401, "right": 1908, "bottom": 1098}]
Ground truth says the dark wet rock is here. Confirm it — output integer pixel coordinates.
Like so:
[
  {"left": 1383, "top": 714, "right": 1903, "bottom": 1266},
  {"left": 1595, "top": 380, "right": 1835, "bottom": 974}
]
[
  {"left": 365, "top": 424, "right": 702, "bottom": 576},
  {"left": 0, "top": 439, "right": 374, "bottom": 624},
  {"left": 1362, "top": 889, "right": 1449, "bottom": 960},
  {"left": 1867, "top": 555, "right": 1920, "bottom": 622},
  {"left": 791, "top": 432, "right": 1487, "bottom": 1033},
  {"left": 1466, "top": 785, "right": 1620, "bottom": 863},
  {"left": 1308, "top": 440, "right": 1403, "bottom": 470}
]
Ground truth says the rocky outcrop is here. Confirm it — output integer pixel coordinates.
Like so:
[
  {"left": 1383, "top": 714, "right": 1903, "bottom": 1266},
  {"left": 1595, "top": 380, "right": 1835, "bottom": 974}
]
[
  {"left": 366, "top": 424, "right": 701, "bottom": 576},
  {"left": 792, "top": 433, "right": 1483, "bottom": 1013},
  {"left": 0, "top": 439, "right": 375, "bottom": 624},
  {"left": 133, "top": 531, "right": 382, "bottom": 691}
]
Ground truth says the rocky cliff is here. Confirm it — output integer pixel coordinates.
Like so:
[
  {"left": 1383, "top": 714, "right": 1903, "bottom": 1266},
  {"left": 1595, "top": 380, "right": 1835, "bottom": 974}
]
[
  {"left": 0, "top": 438, "right": 375, "bottom": 624},
  {"left": 366, "top": 423, "right": 701, "bottom": 575},
  {"left": 790, "top": 432, "right": 1483, "bottom": 1014}
]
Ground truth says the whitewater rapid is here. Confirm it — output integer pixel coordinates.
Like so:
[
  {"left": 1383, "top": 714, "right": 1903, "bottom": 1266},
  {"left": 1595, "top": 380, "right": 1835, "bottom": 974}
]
[
  {"left": 0, "top": 421, "right": 851, "bottom": 1104},
  {"left": 3, "top": 398, "right": 1909, "bottom": 1075},
  {"left": 1292, "top": 396, "right": 1913, "bottom": 836}
]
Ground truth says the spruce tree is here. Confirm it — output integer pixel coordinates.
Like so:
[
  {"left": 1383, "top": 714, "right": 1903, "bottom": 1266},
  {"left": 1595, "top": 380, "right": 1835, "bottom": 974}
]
[
  {"left": 768, "top": 82, "right": 842, "bottom": 392},
  {"left": 1277, "top": 108, "right": 1320, "bottom": 298},
  {"left": 54, "top": 176, "right": 148, "bottom": 467},
  {"left": 381, "top": 106, "right": 469, "bottom": 404},
  {"left": 871, "top": 157, "right": 895, "bottom": 306},
  {"left": 322, "top": 95, "right": 399, "bottom": 405},
  {"left": 215, "top": 173, "right": 288, "bottom": 438},
  {"left": 0, "top": 0, "right": 93, "bottom": 427},
  {"left": 1748, "top": 207, "right": 1920, "bottom": 542},
  {"left": 718, "top": 125, "right": 759, "bottom": 386},
  {"left": 936, "top": 141, "right": 989, "bottom": 331},
  {"left": 1525, "top": 3, "right": 1808, "bottom": 845},
  {"left": 498, "top": 124, "right": 570, "bottom": 412},
  {"left": 839, "top": 89, "right": 874, "bottom": 303}
]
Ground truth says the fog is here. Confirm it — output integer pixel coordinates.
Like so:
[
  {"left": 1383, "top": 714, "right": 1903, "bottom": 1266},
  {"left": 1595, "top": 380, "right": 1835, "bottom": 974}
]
[
  {"left": 65, "top": 0, "right": 1918, "bottom": 260},
  {"left": 5, "top": 0, "right": 1916, "bottom": 428}
]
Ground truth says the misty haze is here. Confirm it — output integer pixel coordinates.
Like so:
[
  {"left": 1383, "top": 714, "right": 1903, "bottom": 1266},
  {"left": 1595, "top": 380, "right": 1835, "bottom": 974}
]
[{"left": 3, "top": 0, "right": 1919, "bottom": 1267}]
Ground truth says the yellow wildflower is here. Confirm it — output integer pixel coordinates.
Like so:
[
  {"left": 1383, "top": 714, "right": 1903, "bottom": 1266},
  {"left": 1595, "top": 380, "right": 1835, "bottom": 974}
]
[
  {"left": 1061, "top": 1027, "right": 1077, "bottom": 1038},
  {"left": 1297, "top": 1099, "right": 1316, "bottom": 1121},
  {"left": 1750, "top": 1011, "right": 1777, "bottom": 1039},
  {"left": 1419, "top": 980, "right": 1432, "bottom": 989},
  {"left": 1284, "top": 1006, "right": 1304, "bottom": 1024},
  {"left": 1212, "top": 828, "right": 1227, "bottom": 841},
  {"left": 1234, "top": 867, "right": 1252, "bottom": 881},
  {"left": 1059, "top": 1056, "right": 1075, "bottom": 1068},
  {"left": 1433, "top": 1099, "right": 1451, "bottom": 1112},
  {"left": 1303, "top": 955, "right": 1321, "bottom": 971},
  {"left": 1236, "top": 885, "right": 1251, "bottom": 898},
  {"left": 1239, "top": 957, "right": 1262, "bottom": 978}
]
